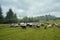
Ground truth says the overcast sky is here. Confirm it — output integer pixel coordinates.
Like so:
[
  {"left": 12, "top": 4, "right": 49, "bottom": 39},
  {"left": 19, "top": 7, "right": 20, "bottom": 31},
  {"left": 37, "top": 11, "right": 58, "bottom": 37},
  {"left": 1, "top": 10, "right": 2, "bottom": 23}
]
[{"left": 0, "top": 0, "right": 60, "bottom": 18}]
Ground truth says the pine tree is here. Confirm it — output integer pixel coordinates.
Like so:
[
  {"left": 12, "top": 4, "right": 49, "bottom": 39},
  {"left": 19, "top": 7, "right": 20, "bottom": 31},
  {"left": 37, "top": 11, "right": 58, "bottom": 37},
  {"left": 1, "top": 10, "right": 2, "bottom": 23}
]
[
  {"left": 6, "top": 9, "right": 18, "bottom": 23},
  {"left": 0, "top": 6, "right": 4, "bottom": 23},
  {"left": 6, "top": 9, "right": 14, "bottom": 19}
]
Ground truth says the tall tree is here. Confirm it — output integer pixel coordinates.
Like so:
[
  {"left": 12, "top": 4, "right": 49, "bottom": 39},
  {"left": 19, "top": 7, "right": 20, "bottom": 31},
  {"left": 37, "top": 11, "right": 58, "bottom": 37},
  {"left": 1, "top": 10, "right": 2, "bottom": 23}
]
[
  {"left": 0, "top": 6, "right": 4, "bottom": 23},
  {"left": 6, "top": 9, "right": 18, "bottom": 23},
  {"left": 6, "top": 9, "right": 14, "bottom": 19}
]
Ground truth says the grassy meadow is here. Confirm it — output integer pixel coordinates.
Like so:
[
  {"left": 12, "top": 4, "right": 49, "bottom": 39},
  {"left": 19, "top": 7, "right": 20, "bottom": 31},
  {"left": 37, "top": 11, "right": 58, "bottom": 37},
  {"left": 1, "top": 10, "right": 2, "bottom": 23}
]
[{"left": 0, "top": 24, "right": 60, "bottom": 40}]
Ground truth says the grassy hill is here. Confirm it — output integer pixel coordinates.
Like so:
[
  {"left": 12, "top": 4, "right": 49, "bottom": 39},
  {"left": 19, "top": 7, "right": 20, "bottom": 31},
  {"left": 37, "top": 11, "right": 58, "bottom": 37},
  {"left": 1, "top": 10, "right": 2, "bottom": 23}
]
[{"left": 0, "top": 24, "right": 60, "bottom": 40}]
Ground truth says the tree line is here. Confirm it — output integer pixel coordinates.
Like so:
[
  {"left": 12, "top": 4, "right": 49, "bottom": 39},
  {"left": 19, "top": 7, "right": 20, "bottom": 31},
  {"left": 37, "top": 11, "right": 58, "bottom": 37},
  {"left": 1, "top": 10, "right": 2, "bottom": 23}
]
[{"left": 19, "top": 15, "right": 57, "bottom": 23}]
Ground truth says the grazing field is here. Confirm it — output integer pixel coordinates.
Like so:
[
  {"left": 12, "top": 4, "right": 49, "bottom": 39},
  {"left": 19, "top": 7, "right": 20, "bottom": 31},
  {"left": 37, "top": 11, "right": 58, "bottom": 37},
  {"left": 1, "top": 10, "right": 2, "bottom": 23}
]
[{"left": 0, "top": 24, "right": 60, "bottom": 40}]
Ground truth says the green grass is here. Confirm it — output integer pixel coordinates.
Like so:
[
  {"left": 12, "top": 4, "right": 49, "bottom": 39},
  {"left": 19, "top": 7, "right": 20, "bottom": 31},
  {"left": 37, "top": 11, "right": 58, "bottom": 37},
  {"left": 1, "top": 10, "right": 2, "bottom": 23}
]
[{"left": 0, "top": 24, "right": 60, "bottom": 40}]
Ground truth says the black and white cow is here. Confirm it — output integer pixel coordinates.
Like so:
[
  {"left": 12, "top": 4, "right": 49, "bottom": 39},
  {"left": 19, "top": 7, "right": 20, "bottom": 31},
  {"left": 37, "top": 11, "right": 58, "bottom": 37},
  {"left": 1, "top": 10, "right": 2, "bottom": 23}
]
[
  {"left": 20, "top": 23, "right": 27, "bottom": 29},
  {"left": 26, "top": 23, "right": 33, "bottom": 27},
  {"left": 33, "top": 23, "right": 40, "bottom": 28},
  {"left": 27, "top": 23, "right": 40, "bottom": 28}
]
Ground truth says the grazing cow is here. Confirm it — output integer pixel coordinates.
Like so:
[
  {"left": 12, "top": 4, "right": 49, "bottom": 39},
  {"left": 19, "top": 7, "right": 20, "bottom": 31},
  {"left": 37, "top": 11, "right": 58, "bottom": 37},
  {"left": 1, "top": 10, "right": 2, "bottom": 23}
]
[
  {"left": 33, "top": 23, "right": 40, "bottom": 28},
  {"left": 55, "top": 24, "right": 60, "bottom": 28},
  {"left": 51, "top": 23, "right": 55, "bottom": 26},
  {"left": 20, "top": 23, "right": 27, "bottom": 29},
  {"left": 10, "top": 23, "right": 19, "bottom": 28},
  {"left": 47, "top": 24, "right": 53, "bottom": 28},
  {"left": 26, "top": 23, "right": 40, "bottom": 28},
  {"left": 26, "top": 23, "right": 33, "bottom": 27},
  {"left": 36, "top": 24, "right": 40, "bottom": 28},
  {"left": 47, "top": 24, "right": 52, "bottom": 28},
  {"left": 47, "top": 22, "right": 55, "bottom": 28},
  {"left": 40, "top": 23, "right": 45, "bottom": 26},
  {"left": 26, "top": 23, "right": 30, "bottom": 26}
]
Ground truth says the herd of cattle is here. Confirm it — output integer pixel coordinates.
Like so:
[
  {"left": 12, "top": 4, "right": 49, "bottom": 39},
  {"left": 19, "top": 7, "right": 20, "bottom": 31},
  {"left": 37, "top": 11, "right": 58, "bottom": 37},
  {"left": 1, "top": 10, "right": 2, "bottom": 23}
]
[{"left": 10, "top": 22, "right": 60, "bottom": 29}]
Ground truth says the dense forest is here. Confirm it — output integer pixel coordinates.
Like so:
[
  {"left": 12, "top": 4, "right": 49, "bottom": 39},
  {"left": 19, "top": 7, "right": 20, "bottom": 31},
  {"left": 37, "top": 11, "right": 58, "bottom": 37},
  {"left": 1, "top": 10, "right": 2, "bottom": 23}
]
[{"left": 0, "top": 6, "right": 60, "bottom": 24}]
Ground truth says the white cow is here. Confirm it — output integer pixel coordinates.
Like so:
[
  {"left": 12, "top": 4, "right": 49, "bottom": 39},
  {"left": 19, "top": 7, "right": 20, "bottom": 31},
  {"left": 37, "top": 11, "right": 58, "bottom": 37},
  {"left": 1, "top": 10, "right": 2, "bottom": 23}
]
[
  {"left": 10, "top": 23, "right": 19, "bottom": 28},
  {"left": 55, "top": 23, "right": 60, "bottom": 28},
  {"left": 47, "top": 24, "right": 52, "bottom": 28}
]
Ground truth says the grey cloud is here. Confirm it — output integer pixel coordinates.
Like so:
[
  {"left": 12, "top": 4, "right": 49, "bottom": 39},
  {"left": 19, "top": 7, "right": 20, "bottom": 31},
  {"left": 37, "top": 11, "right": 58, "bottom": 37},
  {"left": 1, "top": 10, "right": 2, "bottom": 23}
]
[{"left": 0, "top": 0, "right": 60, "bottom": 18}]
